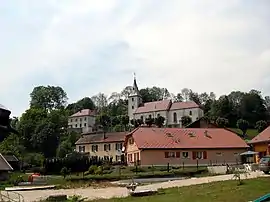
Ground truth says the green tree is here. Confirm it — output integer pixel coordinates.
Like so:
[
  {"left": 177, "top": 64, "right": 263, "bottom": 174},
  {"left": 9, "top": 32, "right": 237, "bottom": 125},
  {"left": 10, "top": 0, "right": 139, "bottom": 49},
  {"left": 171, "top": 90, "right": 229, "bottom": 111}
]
[
  {"left": 237, "top": 119, "right": 249, "bottom": 137},
  {"left": 91, "top": 93, "right": 108, "bottom": 112},
  {"left": 57, "top": 140, "right": 73, "bottom": 158},
  {"left": 181, "top": 116, "right": 192, "bottom": 127},
  {"left": 173, "top": 93, "right": 183, "bottom": 102},
  {"left": 155, "top": 116, "right": 165, "bottom": 128},
  {"left": 239, "top": 91, "right": 267, "bottom": 125},
  {"left": 30, "top": 85, "right": 68, "bottom": 111},
  {"left": 215, "top": 117, "right": 229, "bottom": 128},
  {"left": 139, "top": 87, "right": 170, "bottom": 102},
  {"left": 145, "top": 118, "right": 154, "bottom": 127},
  {"left": 66, "top": 97, "right": 95, "bottom": 115},
  {"left": 120, "top": 115, "right": 129, "bottom": 131},
  {"left": 255, "top": 120, "right": 268, "bottom": 133},
  {"left": 0, "top": 134, "right": 25, "bottom": 159},
  {"left": 96, "top": 113, "right": 110, "bottom": 132},
  {"left": 31, "top": 121, "right": 60, "bottom": 158}
]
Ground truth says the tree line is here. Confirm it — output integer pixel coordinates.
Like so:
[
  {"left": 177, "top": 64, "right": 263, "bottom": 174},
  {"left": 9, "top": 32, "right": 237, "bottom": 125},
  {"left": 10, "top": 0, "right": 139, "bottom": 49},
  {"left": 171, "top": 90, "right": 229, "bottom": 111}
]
[{"left": 0, "top": 84, "right": 269, "bottom": 165}]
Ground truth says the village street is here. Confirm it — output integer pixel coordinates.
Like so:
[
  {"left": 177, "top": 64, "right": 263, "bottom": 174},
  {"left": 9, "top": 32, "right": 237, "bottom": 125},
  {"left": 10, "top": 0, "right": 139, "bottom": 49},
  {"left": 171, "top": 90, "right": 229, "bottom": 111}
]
[{"left": 7, "top": 171, "right": 267, "bottom": 202}]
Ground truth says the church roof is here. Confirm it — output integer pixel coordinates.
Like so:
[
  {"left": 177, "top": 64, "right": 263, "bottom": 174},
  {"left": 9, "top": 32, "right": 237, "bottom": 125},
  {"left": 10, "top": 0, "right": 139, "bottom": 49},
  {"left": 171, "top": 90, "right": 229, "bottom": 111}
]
[
  {"left": 170, "top": 101, "right": 200, "bottom": 110},
  {"left": 135, "top": 100, "right": 171, "bottom": 114}
]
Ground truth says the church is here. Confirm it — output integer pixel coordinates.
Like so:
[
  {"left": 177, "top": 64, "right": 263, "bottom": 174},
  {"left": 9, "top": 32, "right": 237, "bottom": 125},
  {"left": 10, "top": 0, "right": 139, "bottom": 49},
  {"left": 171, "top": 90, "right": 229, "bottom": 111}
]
[{"left": 128, "top": 77, "right": 204, "bottom": 127}]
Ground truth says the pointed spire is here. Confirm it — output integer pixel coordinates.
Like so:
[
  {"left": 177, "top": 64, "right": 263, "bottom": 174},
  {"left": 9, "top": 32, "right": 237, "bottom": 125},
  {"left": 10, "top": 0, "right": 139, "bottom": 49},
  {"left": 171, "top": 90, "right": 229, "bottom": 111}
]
[{"left": 131, "top": 73, "right": 140, "bottom": 96}]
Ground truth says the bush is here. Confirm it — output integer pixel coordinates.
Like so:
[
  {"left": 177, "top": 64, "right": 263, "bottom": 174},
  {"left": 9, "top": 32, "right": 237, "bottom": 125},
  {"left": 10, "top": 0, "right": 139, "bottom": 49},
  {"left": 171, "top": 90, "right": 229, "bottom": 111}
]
[
  {"left": 88, "top": 165, "right": 98, "bottom": 175},
  {"left": 129, "top": 167, "right": 147, "bottom": 173},
  {"left": 94, "top": 166, "right": 103, "bottom": 175}
]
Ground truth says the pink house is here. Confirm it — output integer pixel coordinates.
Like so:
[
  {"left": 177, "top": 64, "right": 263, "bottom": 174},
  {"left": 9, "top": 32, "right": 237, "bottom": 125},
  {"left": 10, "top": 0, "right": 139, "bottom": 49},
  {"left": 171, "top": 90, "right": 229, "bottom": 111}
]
[{"left": 124, "top": 127, "right": 249, "bottom": 166}]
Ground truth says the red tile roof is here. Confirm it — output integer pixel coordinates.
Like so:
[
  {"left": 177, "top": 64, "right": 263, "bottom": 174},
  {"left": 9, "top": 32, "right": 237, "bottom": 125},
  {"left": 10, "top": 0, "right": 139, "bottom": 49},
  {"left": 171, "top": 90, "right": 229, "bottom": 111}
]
[
  {"left": 129, "top": 127, "right": 248, "bottom": 149},
  {"left": 249, "top": 126, "right": 270, "bottom": 144},
  {"left": 135, "top": 100, "right": 171, "bottom": 114},
  {"left": 70, "top": 109, "right": 96, "bottom": 117},
  {"left": 170, "top": 101, "right": 200, "bottom": 110},
  {"left": 75, "top": 132, "right": 127, "bottom": 144}
]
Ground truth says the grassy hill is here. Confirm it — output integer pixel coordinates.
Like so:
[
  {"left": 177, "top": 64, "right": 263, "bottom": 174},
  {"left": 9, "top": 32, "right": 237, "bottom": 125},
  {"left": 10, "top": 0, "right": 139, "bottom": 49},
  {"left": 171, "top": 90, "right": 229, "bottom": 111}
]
[{"left": 228, "top": 128, "right": 259, "bottom": 140}]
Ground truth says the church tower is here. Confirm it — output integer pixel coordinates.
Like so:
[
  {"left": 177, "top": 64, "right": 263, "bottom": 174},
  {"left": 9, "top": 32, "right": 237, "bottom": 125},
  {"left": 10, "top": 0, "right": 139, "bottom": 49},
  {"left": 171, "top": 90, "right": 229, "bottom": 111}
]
[{"left": 128, "top": 74, "right": 142, "bottom": 122}]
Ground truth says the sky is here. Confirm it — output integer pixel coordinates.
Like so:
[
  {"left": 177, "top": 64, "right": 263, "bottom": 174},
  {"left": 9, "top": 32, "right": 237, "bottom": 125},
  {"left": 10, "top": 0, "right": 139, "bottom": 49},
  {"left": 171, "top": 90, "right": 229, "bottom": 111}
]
[{"left": 0, "top": 0, "right": 270, "bottom": 117}]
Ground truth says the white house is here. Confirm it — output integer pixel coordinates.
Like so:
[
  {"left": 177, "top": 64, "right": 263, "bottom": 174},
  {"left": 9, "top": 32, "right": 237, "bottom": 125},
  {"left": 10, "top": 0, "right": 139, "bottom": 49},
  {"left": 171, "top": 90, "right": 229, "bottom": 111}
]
[
  {"left": 128, "top": 77, "right": 204, "bottom": 127},
  {"left": 68, "top": 109, "right": 97, "bottom": 133}
]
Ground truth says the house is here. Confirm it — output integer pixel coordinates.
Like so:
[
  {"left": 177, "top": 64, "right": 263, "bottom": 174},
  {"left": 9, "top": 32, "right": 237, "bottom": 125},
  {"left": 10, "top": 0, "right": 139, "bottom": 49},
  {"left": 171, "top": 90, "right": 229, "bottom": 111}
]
[
  {"left": 249, "top": 126, "right": 270, "bottom": 162},
  {"left": 0, "top": 153, "right": 13, "bottom": 181},
  {"left": 128, "top": 77, "right": 204, "bottom": 127},
  {"left": 124, "top": 127, "right": 249, "bottom": 166},
  {"left": 68, "top": 109, "right": 97, "bottom": 133},
  {"left": 75, "top": 131, "right": 127, "bottom": 162},
  {"left": 185, "top": 117, "right": 218, "bottom": 128}
]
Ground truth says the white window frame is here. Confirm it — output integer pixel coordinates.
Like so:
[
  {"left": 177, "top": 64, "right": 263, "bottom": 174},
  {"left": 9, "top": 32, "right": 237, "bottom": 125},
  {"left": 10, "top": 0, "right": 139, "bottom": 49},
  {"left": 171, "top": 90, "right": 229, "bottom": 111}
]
[
  {"left": 182, "top": 152, "right": 189, "bottom": 159},
  {"left": 195, "top": 151, "right": 203, "bottom": 159}
]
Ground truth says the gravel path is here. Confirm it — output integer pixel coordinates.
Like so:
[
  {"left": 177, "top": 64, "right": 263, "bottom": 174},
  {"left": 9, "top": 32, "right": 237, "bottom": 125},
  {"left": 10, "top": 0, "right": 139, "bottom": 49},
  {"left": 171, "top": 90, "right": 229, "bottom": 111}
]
[{"left": 4, "top": 171, "right": 267, "bottom": 202}]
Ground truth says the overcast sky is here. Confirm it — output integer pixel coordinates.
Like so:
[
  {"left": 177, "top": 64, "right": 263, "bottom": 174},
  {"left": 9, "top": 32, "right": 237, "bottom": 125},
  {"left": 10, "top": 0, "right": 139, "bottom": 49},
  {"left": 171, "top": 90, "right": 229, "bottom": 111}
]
[{"left": 0, "top": 0, "right": 270, "bottom": 117}]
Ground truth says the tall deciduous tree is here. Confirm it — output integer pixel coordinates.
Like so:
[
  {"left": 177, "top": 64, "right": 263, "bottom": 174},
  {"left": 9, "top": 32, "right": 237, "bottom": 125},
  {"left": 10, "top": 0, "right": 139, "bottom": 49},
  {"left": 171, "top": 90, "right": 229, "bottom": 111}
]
[
  {"left": 155, "top": 116, "right": 165, "bottom": 128},
  {"left": 91, "top": 93, "right": 108, "bottom": 111},
  {"left": 216, "top": 117, "right": 229, "bottom": 128},
  {"left": 30, "top": 86, "right": 68, "bottom": 111},
  {"left": 237, "top": 119, "right": 249, "bottom": 137},
  {"left": 255, "top": 120, "right": 268, "bottom": 133}
]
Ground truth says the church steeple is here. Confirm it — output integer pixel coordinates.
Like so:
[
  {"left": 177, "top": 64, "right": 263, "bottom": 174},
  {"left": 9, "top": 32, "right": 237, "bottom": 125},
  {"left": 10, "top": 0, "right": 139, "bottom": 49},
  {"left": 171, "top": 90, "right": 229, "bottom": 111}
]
[{"left": 132, "top": 73, "right": 140, "bottom": 96}]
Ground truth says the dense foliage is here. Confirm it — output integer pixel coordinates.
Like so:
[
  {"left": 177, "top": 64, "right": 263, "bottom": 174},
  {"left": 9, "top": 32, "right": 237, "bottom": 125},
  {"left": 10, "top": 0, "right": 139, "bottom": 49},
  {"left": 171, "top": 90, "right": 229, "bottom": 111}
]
[{"left": 0, "top": 84, "right": 269, "bottom": 166}]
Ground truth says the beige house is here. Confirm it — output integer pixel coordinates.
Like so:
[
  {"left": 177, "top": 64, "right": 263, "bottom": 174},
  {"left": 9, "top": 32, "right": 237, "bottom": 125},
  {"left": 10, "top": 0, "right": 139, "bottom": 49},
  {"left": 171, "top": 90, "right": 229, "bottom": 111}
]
[
  {"left": 124, "top": 127, "right": 249, "bottom": 166},
  {"left": 68, "top": 109, "right": 96, "bottom": 133},
  {"left": 75, "top": 132, "right": 127, "bottom": 162},
  {"left": 128, "top": 78, "right": 204, "bottom": 127}
]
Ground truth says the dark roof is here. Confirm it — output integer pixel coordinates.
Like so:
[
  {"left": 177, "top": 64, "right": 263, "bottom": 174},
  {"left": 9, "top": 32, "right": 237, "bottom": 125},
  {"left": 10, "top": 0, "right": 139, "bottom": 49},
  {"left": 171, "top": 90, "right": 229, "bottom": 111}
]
[
  {"left": 70, "top": 109, "right": 96, "bottom": 117},
  {"left": 75, "top": 132, "right": 127, "bottom": 145},
  {"left": 0, "top": 153, "right": 13, "bottom": 171},
  {"left": 3, "top": 155, "right": 19, "bottom": 162},
  {"left": 249, "top": 126, "right": 270, "bottom": 144},
  {"left": 127, "top": 127, "right": 249, "bottom": 149}
]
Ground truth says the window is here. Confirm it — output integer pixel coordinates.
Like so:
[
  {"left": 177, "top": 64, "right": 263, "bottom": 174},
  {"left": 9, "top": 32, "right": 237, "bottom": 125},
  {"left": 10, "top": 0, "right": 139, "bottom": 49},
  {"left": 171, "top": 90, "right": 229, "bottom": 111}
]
[
  {"left": 116, "top": 155, "right": 122, "bottom": 162},
  {"left": 189, "top": 111, "right": 192, "bottom": 116},
  {"left": 104, "top": 156, "right": 110, "bottom": 161},
  {"left": 104, "top": 144, "right": 111, "bottom": 151},
  {"left": 149, "top": 114, "right": 152, "bottom": 119},
  {"left": 165, "top": 152, "right": 180, "bottom": 158},
  {"left": 216, "top": 152, "right": 222, "bottom": 156},
  {"left": 70, "top": 119, "right": 73, "bottom": 122},
  {"left": 128, "top": 154, "right": 133, "bottom": 162},
  {"left": 75, "top": 124, "right": 77, "bottom": 128},
  {"left": 84, "top": 117, "right": 87, "bottom": 121},
  {"left": 80, "top": 118, "right": 82, "bottom": 122},
  {"left": 115, "top": 143, "right": 123, "bottom": 151},
  {"left": 173, "top": 112, "right": 177, "bottom": 123},
  {"left": 182, "top": 152, "right": 189, "bottom": 158},
  {"left": 129, "top": 137, "right": 134, "bottom": 145},
  {"left": 91, "top": 145, "right": 98, "bottom": 152},
  {"left": 132, "top": 98, "right": 134, "bottom": 101},
  {"left": 140, "top": 116, "right": 144, "bottom": 121},
  {"left": 192, "top": 151, "right": 207, "bottom": 160},
  {"left": 84, "top": 123, "right": 86, "bottom": 127},
  {"left": 79, "top": 146, "right": 85, "bottom": 153},
  {"left": 80, "top": 124, "right": 82, "bottom": 128},
  {"left": 132, "top": 106, "right": 134, "bottom": 109},
  {"left": 75, "top": 119, "right": 77, "bottom": 122}
]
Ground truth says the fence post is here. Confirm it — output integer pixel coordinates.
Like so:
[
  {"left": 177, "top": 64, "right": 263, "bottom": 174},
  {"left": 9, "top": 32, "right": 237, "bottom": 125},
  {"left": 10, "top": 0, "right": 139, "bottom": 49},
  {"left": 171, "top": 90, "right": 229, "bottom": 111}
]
[
  {"left": 167, "top": 163, "right": 170, "bottom": 172},
  {"left": 182, "top": 162, "right": 184, "bottom": 170},
  {"left": 196, "top": 159, "right": 199, "bottom": 170}
]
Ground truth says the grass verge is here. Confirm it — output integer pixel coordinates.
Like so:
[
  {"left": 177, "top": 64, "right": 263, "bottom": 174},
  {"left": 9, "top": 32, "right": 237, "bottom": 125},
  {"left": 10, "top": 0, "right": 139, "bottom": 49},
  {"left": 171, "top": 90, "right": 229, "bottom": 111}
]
[{"left": 90, "top": 177, "right": 270, "bottom": 202}]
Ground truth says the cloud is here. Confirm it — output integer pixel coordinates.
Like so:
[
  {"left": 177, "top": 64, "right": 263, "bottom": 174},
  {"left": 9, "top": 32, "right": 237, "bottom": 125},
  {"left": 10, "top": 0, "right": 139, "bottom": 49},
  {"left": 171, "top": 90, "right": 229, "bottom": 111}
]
[{"left": 0, "top": 0, "right": 269, "bottom": 116}]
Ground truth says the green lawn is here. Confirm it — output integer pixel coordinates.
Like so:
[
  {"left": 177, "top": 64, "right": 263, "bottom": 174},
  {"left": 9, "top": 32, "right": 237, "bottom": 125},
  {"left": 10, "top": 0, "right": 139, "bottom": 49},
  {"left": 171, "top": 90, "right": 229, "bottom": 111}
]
[
  {"left": 229, "top": 128, "right": 259, "bottom": 140},
  {"left": 91, "top": 177, "right": 270, "bottom": 202}
]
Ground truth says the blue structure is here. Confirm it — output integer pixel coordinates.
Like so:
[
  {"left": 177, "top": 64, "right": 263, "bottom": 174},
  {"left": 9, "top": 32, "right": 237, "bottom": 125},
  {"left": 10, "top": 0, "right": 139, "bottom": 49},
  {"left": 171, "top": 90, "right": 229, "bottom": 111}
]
[{"left": 253, "top": 193, "right": 270, "bottom": 202}]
